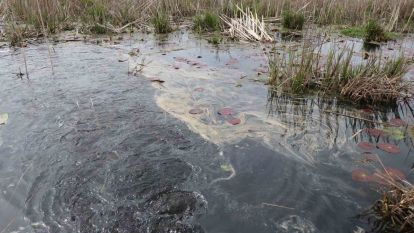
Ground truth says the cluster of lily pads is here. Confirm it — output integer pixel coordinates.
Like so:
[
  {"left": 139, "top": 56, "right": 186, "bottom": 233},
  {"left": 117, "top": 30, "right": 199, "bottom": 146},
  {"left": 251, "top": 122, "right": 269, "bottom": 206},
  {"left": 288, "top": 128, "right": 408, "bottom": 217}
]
[
  {"left": 189, "top": 88, "right": 241, "bottom": 126},
  {"left": 351, "top": 117, "right": 410, "bottom": 185}
]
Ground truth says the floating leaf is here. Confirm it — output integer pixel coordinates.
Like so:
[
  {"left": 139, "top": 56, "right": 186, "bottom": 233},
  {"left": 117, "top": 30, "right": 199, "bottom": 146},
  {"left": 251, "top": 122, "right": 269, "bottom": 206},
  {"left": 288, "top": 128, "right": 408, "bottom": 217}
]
[
  {"left": 351, "top": 168, "right": 371, "bottom": 182},
  {"left": 364, "top": 128, "right": 384, "bottom": 137},
  {"left": 360, "top": 152, "right": 378, "bottom": 162},
  {"left": 221, "top": 164, "right": 232, "bottom": 172},
  {"left": 194, "top": 87, "right": 204, "bottom": 92},
  {"left": 382, "top": 127, "right": 405, "bottom": 140},
  {"left": 227, "top": 118, "right": 241, "bottom": 125},
  {"left": 410, "top": 126, "right": 414, "bottom": 141},
  {"left": 378, "top": 143, "right": 400, "bottom": 154},
  {"left": 370, "top": 168, "right": 406, "bottom": 185},
  {"left": 189, "top": 108, "right": 203, "bottom": 115},
  {"left": 218, "top": 108, "right": 234, "bottom": 116},
  {"left": 383, "top": 167, "right": 405, "bottom": 180},
  {"left": 389, "top": 118, "right": 406, "bottom": 127},
  {"left": 225, "top": 58, "right": 238, "bottom": 66},
  {"left": 357, "top": 142, "right": 375, "bottom": 151},
  {"left": 361, "top": 107, "right": 374, "bottom": 114},
  {"left": 0, "top": 113, "right": 8, "bottom": 125}
]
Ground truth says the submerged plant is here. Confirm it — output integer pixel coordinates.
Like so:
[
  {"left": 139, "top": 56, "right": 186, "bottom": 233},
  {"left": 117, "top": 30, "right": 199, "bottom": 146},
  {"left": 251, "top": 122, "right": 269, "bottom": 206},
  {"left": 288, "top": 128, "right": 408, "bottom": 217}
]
[
  {"left": 193, "top": 12, "right": 220, "bottom": 32},
  {"left": 282, "top": 10, "right": 305, "bottom": 30},
  {"left": 152, "top": 11, "right": 172, "bottom": 34}
]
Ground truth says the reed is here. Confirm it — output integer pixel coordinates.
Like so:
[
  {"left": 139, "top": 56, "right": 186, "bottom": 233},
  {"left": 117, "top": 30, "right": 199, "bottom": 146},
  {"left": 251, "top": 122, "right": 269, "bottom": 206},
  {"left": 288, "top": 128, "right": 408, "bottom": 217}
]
[
  {"left": 2, "top": 0, "right": 413, "bottom": 40},
  {"left": 268, "top": 43, "right": 412, "bottom": 104}
]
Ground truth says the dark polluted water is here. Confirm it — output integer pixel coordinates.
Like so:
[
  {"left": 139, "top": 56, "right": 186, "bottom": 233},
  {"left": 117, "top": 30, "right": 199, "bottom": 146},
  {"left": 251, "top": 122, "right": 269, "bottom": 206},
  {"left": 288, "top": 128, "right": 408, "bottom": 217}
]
[{"left": 0, "top": 31, "right": 413, "bottom": 233}]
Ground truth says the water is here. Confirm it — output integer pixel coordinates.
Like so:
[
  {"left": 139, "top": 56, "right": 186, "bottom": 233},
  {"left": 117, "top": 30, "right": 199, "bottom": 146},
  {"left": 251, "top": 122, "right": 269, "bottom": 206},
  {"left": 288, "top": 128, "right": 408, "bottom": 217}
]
[{"left": 0, "top": 30, "right": 413, "bottom": 233}]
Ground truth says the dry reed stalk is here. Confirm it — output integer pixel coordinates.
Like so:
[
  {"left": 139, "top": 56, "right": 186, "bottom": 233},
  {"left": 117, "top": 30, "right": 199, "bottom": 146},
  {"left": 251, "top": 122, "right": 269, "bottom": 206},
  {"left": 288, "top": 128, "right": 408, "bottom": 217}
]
[{"left": 221, "top": 5, "right": 273, "bottom": 42}]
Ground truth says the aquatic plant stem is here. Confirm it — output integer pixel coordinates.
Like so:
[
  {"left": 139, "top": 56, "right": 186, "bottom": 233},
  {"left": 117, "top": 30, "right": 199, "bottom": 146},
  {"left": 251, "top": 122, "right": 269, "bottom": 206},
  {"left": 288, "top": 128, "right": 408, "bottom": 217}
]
[{"left": 36, "top": 0, "right": 54, "bottom": 75}]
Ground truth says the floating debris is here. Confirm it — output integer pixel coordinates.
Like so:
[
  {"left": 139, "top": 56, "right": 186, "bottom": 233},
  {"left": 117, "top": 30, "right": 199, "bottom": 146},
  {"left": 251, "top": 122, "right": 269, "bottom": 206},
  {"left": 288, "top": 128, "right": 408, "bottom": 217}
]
[
  {"left": 0, "top": 113, "right": 8, "bottom": 125},
  {"left": 150, "top": 79, "right": 165, "bottom": 84},
  {"left": 189, "top": 108, "right": 203, "bottom": 115}
]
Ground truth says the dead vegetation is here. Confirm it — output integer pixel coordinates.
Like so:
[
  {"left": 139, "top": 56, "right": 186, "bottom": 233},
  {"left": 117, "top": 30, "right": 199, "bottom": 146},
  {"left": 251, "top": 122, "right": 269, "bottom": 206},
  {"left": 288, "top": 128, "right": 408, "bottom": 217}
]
[
  {"left": 364, "top": 173, "right": 414, "bottom": 232},
  {"left": 220, "top": 5, "right": 273, "bottom": 42}
]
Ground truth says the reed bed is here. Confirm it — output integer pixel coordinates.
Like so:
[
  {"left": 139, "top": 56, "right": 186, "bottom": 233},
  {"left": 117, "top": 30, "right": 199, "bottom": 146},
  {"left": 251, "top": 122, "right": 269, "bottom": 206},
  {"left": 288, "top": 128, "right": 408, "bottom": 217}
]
[
  {"left": 1, "top": 0, "right": 413, "bottom": 37},
  {"left": 267, "top": 43, "right": 412, "bottom": 104}
]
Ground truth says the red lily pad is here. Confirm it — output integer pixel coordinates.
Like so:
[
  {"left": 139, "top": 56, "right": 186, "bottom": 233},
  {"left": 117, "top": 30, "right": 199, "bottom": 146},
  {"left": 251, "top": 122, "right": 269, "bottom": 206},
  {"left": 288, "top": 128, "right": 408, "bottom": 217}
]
[
  {"left": 364, "top": 128, "right": 384, "bottom": 137},
  {"left": 218, "top": 108, "right": 234, "bottom": 116},
  {"left": 377, "top": 143, "right": 400, "bottom": 154},
  {"left": 361, "top": 152, "right": 378, "bottom": 161},
  {"left": 351, "top": 168, "right": 371, "bottom": 182},
  {"left": 389, "top": 118, "right": 406, "bottom": 127},
  {"left": 361, "top": 107, "right": 374, "bottom": 114},
  {"left": 227, "top": 118, "right": 241, "bottom": 125},
  {"left": 225, "top": 58, "right": 238, "bottom": 66},
  {"left": 357, "top": 142, "right": 375, "bottom": 151},
  {"left": 384, "top": 167, "right": 405, "bottom": 180},
  {"left": 194, "top": 87, "right": 204, "bottom": 92},
  {"left": 189, "top": 108, "right": 203, "bottom": 114},
  {"left": 370, "top": 168, "right": 406, "bottom": 185}
]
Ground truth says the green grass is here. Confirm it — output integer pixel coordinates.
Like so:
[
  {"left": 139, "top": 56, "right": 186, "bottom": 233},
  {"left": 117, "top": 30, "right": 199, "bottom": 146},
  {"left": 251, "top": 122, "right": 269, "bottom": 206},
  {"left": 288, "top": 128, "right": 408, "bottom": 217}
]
[
  {"left": 341, "top": 27, "right": 365, "bottom": 38},
  {"left": 207, "top": 33, "right": 221, "bottom": 44},
  {"left": 193, "top": 12, "right": 220, "bottom": 32},
  {"left": 152, "top": 12, "right": 172, "bottom": 34},
  {"left": 282, "top": 10, "right": 305, "bottom": 30},
  {"left": 340, "top": 23, "right": 398, "bottom": 42}
]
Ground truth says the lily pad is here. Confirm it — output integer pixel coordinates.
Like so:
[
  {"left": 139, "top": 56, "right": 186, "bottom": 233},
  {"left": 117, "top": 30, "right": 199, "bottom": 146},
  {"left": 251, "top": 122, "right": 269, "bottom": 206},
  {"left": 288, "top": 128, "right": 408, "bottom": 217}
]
[
  {"left": 194, "top": 87, "right": 204, "bottom": 92},
  {"left": 383, "top": 167, "right": 405, "bottom": 180},
  {"left": 0, "top": 113, "right": 8, "bottom": 125},
  {"left": 351, "top": 168, "right": 371, "bottom": 182},
  {"left": 389, "top": 118, "right": 406, "bottom": 127},
  {"left": 227, "top": 118, "right": 241, "bottom": 125},
  {"left": 357, "top": 142, "right": 375, "bottom": 151},
  {"left": 218, "top": 108, "right": 234, "bottom": 116},
  {"left": 360, "top": 152, "right": 378, "bottom": 162},
  {"left": 377, "top": 143, "right": 400, "bottom": 154},
  {"left": 364, "top": 128, "right": 384, "bottom": 137},
  {"left": 382, "top": 127, "right": 405, "bottom": 140},
  {"left": 189, "top": 108, "right": 203, "bottom": 115},
  {"left": 221, "top": 164, "right": 232, "bottom": 172},
  {"left": 370, "top": 168, "right": 405, "bottom": 185},
  {"left": 409, "top": 126, "right": 414, "bottom": 141},
  {"left": 361, "top": 107, "right": 374, "bottom": 114}
]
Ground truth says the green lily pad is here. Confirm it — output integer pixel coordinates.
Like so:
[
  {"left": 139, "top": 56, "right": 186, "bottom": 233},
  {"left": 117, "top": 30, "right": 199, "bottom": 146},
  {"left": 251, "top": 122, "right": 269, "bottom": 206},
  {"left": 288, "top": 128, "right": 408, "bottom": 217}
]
[
  {"left": 383, "top": 127, "right": 405, "bottom": 140},
  {"left": 409, "top": 126, "right": 414, "bottom": 141},
  {"left": 221, "top": 164, "right": 232, "bottom": 172},
  {"left": 0, "top": 113, "right": 8, "bottom": 125}
]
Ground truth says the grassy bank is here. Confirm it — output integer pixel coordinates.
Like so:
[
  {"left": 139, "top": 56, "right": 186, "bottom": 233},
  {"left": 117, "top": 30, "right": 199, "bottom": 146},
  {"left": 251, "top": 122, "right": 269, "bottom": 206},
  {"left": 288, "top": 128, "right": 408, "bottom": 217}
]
[{"left": 1, "top": 0, "right": 413, "bottom": 40}]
